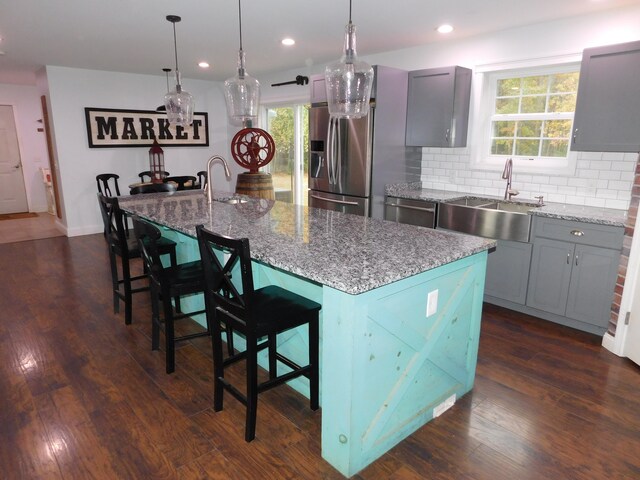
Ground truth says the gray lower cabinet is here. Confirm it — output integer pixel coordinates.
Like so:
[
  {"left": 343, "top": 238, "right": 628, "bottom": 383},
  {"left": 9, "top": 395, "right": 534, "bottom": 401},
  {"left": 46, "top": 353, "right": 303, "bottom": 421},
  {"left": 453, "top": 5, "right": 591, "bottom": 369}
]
[
  {"left": 526, "top": 217, "right": 623, "bottom": 332},
  {"left": 485, "top": 240, "right": 532, "bottom": 305}
]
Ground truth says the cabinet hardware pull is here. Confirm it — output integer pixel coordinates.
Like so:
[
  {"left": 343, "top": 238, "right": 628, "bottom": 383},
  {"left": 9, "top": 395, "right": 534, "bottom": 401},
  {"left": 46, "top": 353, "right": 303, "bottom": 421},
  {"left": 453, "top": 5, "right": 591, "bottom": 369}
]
[
  {"left": 573, "top": 128, "right": 578, "bottom": 141},
  {"left": 575, "top": 255, "right": 579, "bottom": 266},
  {"left": 445, "top": 128, "right": 450, "bottom": 143},
  {"left": 570, "top": 230, "right": 585, "bottom": 237},
  {"left": 567, "top": 253, "right": 570, "bottom": 264}
]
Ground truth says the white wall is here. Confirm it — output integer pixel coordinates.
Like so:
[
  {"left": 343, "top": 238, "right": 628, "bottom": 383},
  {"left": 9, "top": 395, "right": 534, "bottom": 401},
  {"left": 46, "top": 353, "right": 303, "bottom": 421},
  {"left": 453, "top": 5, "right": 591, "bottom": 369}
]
[
  {"left": 44, "top": 66, "right": 236, "bottom": 236},
  {"left": 0, "top": 83, "right": 50, "bottom": 212}
]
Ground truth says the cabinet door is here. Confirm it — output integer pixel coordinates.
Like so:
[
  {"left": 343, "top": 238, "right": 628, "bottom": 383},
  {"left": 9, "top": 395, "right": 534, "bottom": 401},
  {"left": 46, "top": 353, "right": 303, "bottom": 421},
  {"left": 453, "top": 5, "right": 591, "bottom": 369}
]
[
  {"left": 405, "top": 66, "right": 470, "bottom": 147},
  {"left": 566, "top": 244, "right": 620, "bottom": 328},
  {"left": 571, "top": 40, "right": 640, "bottom": 152},
  {"left": 485, "top": 240, "right": 532, "bottom": 305},
  {"left": 526, "top": 238, "right": 573, "bottom": 316}
]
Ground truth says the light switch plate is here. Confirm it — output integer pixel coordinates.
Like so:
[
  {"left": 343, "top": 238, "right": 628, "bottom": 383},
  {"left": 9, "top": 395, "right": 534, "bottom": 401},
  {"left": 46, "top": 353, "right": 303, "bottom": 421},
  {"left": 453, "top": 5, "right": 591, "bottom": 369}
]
[{"left": 426, "top": 289, "right": 438, "bottom": 317}]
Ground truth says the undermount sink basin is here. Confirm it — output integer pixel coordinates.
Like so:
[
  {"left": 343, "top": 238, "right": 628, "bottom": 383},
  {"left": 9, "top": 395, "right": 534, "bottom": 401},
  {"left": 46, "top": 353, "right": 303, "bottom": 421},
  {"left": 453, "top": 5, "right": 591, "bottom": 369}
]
[
  {"left": 480, "top": 201, "right": 538, "bottom": 214},
  {"left": 437, "top": 197, "right": 540, "bottom": 242}
]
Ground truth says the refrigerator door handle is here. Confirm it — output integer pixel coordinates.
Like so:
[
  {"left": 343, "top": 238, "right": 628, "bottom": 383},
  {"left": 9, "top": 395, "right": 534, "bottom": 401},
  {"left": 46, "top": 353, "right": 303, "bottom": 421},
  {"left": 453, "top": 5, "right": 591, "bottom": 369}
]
[
  {"left": 310, "top": 194, "right": 359, "bottom": 206},
  {"left": 326, "top": 118, "right": 333, "bottom": 185}
]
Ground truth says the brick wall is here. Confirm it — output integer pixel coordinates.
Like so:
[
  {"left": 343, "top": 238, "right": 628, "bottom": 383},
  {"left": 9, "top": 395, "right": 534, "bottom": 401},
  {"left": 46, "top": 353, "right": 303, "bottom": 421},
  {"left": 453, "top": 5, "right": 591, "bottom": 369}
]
[{"left": 609, "top": 153, "right": 640, "bottom": 335}]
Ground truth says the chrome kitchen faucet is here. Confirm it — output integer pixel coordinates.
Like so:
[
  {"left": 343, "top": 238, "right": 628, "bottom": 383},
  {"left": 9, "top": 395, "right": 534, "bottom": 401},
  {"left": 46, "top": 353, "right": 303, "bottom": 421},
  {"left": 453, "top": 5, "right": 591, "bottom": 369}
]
[{"left": 501, "top": 158, "right": 519, "bottom": 200}]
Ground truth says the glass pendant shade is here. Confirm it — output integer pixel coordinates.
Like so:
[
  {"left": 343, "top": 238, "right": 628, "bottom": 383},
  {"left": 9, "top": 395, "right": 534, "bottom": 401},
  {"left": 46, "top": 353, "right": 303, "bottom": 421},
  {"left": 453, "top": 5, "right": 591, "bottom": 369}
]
[
  {"left": 325, "top": 22, "right": 374, "bottom": 119},
  {"left": 163, "top": 15, "right": 194, "bottom": 127},
  {"left": 224, "top": 50, "right": 260, "bottom": 126},
  {"left": 164, "top": 70, "right": 195, "bottom": 126}
]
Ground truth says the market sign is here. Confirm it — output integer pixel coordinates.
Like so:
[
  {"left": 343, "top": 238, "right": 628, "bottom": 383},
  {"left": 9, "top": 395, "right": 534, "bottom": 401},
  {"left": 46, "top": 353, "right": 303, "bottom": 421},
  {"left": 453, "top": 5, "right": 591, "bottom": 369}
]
[{"left": 84, "top": 107, "right": 209, "bottom": 148}]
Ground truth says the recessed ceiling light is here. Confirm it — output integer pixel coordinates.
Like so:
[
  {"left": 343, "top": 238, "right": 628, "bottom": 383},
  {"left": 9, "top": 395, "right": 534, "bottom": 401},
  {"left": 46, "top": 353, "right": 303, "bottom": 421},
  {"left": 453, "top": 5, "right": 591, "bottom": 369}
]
[
  {"left": 281, "top": 38, "right": 295, "bottom": 46},
  {"left": 437, "top": 24, "right": 454, "bottom": 34},
  {"left": 198, "top": 61, "right": 210, "bottom": 68}
]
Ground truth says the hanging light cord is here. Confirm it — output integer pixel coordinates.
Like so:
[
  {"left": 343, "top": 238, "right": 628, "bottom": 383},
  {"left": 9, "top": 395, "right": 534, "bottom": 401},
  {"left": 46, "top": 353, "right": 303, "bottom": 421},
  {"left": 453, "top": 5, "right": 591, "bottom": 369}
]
[
  {"left": 237, "top": 0, "right": 243, "bottom": 51},
  {"left": 172, "top": 22, "right": 180, "bottom": 73},
  {"left": 349, "top": 0, "right": 352, "bottom": 24}
]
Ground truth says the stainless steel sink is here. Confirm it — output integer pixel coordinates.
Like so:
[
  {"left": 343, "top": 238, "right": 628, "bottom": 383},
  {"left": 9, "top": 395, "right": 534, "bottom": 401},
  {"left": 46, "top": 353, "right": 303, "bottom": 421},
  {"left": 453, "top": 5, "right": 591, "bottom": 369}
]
[
  {"left": 445, "top": 197, "right": 495, "bottom": 207},
  {"left": 437, "top": 197, "right": 539, "bottom": 242},
  {"left": 480, "top": 202, "right": 538, "bottom": 214}
]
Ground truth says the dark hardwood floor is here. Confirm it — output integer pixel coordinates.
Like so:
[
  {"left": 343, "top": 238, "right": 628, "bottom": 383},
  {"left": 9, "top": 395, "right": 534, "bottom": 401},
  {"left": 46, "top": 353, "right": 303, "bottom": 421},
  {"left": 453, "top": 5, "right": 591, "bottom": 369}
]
[{"left": 1, "top": 234, "right": 639, "bottom": 479}]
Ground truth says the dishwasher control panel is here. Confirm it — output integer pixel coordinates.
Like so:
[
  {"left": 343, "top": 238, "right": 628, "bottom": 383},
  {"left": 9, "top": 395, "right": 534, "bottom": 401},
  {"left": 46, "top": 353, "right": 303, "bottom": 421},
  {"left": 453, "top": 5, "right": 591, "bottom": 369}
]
[{"left": 384, "top": 196, "right": 437, "bottom": 228}]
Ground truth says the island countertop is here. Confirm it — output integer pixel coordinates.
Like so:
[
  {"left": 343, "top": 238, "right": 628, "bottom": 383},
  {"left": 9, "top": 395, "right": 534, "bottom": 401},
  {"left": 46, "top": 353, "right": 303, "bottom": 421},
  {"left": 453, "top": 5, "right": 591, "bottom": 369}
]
[{"left": 119, "top": 190, "right": 495, "bottom": 295}]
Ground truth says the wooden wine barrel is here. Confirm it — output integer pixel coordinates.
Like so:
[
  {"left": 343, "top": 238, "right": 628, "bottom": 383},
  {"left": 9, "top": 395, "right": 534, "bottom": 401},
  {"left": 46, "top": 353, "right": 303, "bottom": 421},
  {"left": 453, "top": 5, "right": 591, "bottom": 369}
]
[{"left": 235, "top": 172, "right": 275, "bottom": 200}]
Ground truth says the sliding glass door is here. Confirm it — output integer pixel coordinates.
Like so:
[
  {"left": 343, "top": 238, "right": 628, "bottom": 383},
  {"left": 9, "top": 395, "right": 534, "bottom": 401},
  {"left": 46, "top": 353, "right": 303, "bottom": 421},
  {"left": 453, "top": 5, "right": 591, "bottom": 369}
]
[{"left": 264, "top": 104, "right": 309, "bottom": 205}]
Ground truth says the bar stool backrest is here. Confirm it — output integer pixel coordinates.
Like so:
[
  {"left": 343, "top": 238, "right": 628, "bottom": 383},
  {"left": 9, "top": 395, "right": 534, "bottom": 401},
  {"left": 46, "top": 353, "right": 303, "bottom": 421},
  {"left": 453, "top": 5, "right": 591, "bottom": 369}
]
[{"left": 196, "top": 225, "right": 255, "bottom": 324}]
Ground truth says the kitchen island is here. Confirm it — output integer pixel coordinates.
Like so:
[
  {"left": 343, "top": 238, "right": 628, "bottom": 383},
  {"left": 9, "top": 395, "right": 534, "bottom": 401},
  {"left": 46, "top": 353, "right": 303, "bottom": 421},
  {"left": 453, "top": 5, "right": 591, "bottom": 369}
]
[{"left": 120, "top": 190, "right": 495, "bottom": 477}]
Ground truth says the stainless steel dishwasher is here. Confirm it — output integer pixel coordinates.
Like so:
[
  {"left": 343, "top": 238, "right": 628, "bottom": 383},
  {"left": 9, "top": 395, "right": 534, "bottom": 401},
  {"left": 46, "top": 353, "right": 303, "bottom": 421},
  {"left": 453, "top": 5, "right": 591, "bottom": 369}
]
[{"left": 384, "top": 196, "right": 437, "bottom": 228}]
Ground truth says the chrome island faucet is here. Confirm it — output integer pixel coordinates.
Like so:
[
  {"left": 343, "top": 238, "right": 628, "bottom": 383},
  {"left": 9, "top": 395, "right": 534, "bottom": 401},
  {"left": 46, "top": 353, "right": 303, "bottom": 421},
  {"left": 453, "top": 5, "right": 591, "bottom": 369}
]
[
  {"left": 501, "top": 158, "right": 519, "bottom": 200},
  {"left": 205, "top": 155, "right": 231, "bottom": 204}
]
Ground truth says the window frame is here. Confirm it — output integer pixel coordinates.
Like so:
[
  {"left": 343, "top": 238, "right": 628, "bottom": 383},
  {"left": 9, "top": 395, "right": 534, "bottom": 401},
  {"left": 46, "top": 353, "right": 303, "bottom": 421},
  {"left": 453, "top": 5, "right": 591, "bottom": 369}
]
[{"left": 471, "top": 62, "right": 581, "bottom": 175}]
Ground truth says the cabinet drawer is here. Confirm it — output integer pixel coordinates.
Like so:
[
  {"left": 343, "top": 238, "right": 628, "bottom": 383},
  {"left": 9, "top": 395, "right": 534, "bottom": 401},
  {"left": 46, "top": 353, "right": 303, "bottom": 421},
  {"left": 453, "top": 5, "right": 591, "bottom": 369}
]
[{"left": 531, "top": 216, "right": 623, "bottom": 249}]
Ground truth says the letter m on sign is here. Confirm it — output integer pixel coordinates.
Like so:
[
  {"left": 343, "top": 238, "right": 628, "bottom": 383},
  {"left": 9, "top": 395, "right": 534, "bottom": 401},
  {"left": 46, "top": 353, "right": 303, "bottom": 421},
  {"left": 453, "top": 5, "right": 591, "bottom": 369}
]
[{"left": 96, "top": 116, "right": 118, "bottom": 140}]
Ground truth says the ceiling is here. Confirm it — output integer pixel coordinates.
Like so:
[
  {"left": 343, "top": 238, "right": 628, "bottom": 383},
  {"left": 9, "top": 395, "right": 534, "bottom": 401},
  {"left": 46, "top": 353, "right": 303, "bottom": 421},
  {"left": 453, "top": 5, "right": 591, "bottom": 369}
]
[{"left": 0, "top": 0, "right": 638, "bottom": 85}]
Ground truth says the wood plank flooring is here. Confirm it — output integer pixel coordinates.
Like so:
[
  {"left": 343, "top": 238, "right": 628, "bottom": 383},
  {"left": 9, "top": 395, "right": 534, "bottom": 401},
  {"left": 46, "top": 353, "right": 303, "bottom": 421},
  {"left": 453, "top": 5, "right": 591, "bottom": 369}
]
[{"left": 1, "top": 233, "right": 639, "bottom": 479}]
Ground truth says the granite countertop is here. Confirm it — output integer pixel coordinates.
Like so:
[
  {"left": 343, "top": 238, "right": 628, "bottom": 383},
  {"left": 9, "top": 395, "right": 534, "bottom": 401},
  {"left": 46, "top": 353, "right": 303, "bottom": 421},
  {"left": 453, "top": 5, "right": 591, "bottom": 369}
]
[
  {"left": 119, "top": 190, "right": 495, "bottom": 295},
  {"left": 386, "top": 184, "right": 628, "bottom": 227}
]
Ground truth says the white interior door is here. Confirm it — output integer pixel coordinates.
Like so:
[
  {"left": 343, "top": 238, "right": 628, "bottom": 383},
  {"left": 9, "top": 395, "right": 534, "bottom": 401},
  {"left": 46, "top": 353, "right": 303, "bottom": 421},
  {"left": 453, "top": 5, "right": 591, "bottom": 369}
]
[
  {"left": 624, "top": 264, "right": 640, "bottom": 365},
  {"left": 0, "top": 105, "right": 29, "bottom": 214}
]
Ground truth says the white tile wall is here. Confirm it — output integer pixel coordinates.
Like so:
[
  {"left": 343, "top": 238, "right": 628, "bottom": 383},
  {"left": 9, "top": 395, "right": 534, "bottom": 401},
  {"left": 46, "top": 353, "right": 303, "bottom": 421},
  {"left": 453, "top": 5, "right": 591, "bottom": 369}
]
[{"left": 419, "top": 148, "right": 638, "bottom": 210}]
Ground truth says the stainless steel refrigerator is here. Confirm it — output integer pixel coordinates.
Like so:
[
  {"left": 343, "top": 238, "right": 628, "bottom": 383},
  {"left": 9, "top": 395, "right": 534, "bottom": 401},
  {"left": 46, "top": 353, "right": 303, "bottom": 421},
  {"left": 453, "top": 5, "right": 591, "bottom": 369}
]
[{"left": 308, "top": 65, "right": 420, "bottom": 219}]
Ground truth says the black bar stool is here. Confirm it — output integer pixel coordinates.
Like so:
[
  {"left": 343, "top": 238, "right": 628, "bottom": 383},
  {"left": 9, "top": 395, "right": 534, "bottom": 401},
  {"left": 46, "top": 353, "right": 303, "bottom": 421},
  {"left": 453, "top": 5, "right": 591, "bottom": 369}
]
[
  {"left": 132, "top": 216, "right": 210, "bottom": 373},
  {"left": 196, "top": 224, "right": 320, "bottom": 442},
  {"left": 97, "top": 194, "right": 178, "bottom": 325},
  {"left": 196, "top": 171, "right": 208, "bottom": 189}
]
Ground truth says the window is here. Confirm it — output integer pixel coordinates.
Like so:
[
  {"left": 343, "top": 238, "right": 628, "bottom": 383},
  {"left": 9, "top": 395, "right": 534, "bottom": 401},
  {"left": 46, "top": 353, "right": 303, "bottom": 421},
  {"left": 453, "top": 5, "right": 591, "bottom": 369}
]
[
  {"left": 262, "top": 104, "right": 309, "bottom": 205},
  {"left": 474, "top": 64, "right": 580, "bottom": 173}
]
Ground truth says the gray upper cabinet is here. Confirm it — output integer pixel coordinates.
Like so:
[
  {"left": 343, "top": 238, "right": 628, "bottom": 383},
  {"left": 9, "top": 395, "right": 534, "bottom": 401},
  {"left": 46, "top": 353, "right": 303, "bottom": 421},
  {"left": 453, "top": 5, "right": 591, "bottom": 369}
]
[
  {"left": 571, "top": 40, "right": 640, "bottom": 152},
  {"left": 405, "top": 66, "right": 471, "bottom": 148},
  {"left": 310, "top": 74, "right": 327, "bottom": 104}
]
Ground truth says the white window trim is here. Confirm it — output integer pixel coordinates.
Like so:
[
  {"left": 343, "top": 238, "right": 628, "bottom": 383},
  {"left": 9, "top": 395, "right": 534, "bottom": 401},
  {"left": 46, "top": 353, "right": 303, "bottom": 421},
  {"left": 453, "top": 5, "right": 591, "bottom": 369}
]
[{"left": 470, "top": 60, "right": 581, "bottom": 176}]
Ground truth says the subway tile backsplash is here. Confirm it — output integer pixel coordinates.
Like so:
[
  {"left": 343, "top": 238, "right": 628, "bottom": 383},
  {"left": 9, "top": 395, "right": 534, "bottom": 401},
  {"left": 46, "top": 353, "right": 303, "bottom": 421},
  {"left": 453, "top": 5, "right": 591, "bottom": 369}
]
[{"left": 419, "top": 148, "right": 638, "bottom": 210}]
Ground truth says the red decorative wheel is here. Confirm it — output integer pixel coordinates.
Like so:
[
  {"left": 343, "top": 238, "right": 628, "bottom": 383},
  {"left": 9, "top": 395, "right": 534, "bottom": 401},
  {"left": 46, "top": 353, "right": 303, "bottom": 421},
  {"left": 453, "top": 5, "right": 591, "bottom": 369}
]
[{"left": 230, "top": 128, "right": 275, "bottom": 173}]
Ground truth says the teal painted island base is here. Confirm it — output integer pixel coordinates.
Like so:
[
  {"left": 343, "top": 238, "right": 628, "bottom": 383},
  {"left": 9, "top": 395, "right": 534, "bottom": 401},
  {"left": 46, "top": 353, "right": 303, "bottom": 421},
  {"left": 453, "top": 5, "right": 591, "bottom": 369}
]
[
  {"left": 160, "top": 227, "right": 487, "bottom": 476},
  {"left": 321, "top": 252, "right": 487, "bottom": 477}
]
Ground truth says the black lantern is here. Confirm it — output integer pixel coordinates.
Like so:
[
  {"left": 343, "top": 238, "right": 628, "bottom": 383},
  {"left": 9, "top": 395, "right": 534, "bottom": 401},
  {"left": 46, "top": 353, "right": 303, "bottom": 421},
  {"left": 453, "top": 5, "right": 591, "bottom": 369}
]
[{"left": 149, "top": 140, "right": 165, "bottom": 184}]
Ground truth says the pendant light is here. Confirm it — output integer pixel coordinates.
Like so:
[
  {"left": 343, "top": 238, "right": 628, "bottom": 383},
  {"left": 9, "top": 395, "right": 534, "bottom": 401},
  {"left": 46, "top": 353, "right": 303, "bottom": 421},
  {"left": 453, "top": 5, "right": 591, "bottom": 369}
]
[
  {"left": 164, "top": 15, "right": 195, "bottom": 126},
  {"left": 325, "top": 0, "right": 374, "bottom": 119},
  {"left": 224, "top": 0, "right": 260, "bottom": 127}
]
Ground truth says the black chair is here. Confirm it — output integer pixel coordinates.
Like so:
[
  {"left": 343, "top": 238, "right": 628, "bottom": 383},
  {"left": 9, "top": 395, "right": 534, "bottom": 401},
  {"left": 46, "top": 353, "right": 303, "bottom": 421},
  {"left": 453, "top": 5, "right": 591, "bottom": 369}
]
[
  {"left": 96, "top": 173, "right": 121, "bottom": 197},
  {"left": 130, "top": 182, "right": 177, "bottom": 195},
  {"left": 164, "top": 175, "right": 197, "bottom": 191},
  {"left": 97, "top": 193, "right": 178, "bottom": 325},
  {"left": 132, "top": 216, "right": 209, "bottom": 374},
  {"left": 138, "top": 170, "right": 170, "bottom": 183},
  {"left": 196, "top": 224, "right": 320, "bottom": 442},
  {"left": 196, "top": 171, "right": 208, "bottom": 189}
]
